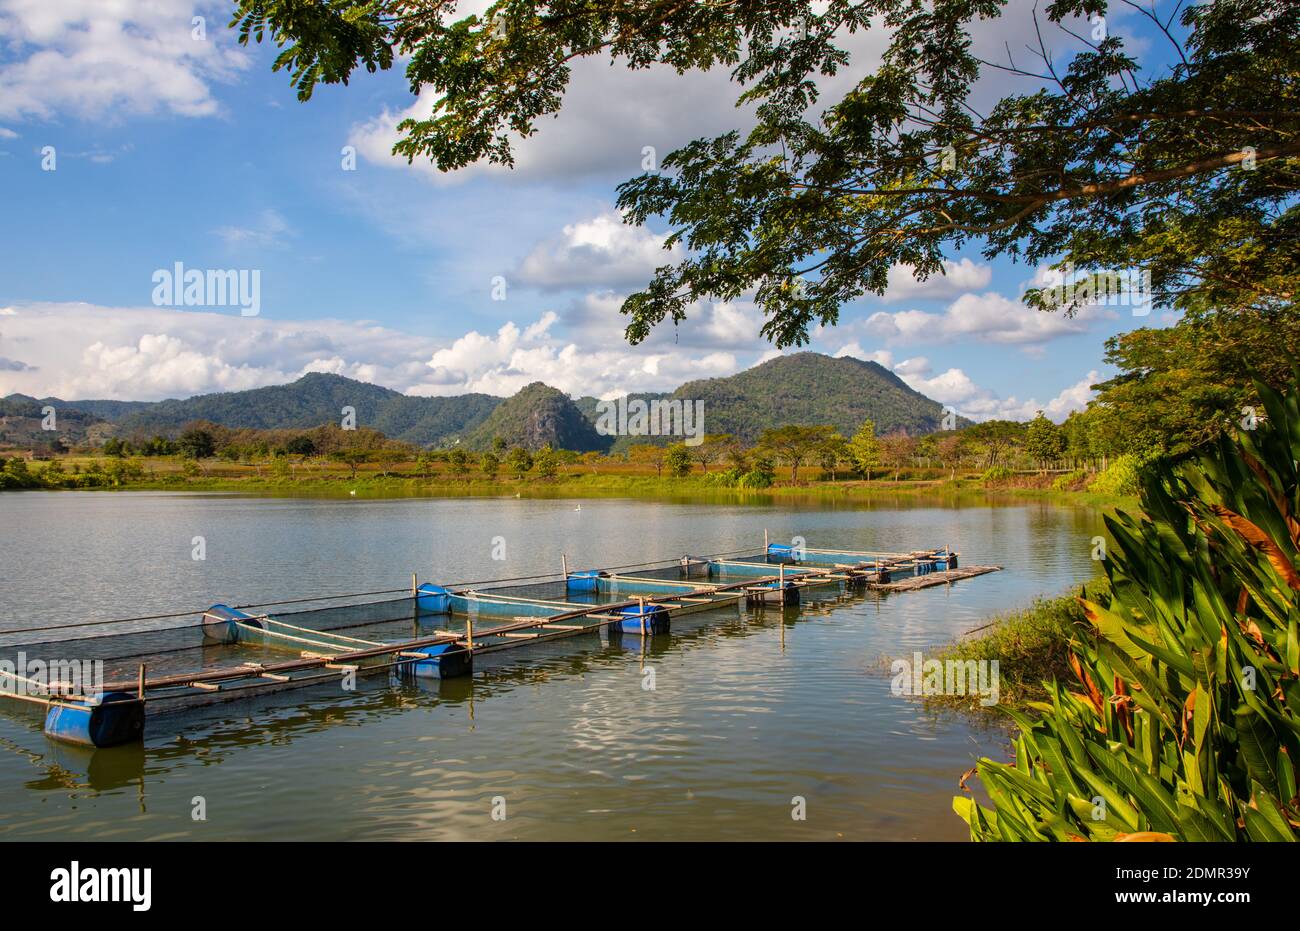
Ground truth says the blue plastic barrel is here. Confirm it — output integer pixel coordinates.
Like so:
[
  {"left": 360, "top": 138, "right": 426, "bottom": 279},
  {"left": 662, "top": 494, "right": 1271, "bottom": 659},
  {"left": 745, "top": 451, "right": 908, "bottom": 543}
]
[
  {"left": 767, "top": 543, "right": 795, "bottom": 561},
  {"left": 399, "top": 642, "right": 472, "bottom": 679},
  {"left": 566, "top": 570, "right": 602, "bottom": 593},
  {"left": 43, "top": 692, "right": 145, "bottom": 747},
  {"left": 202, "top": 604, "right": 261, "bottom": 644},
  {"left": 416, "top": 583, "right": 451, "bottom": 615},
  {"left": 611, "top": 603, "right": 670, "bottom": 636}
]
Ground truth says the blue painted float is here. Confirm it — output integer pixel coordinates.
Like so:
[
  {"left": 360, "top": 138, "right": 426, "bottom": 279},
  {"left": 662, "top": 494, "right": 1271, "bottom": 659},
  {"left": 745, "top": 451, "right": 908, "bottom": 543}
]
[
  {"left": 610, "top": 603, "right": 671, "bottom": 636},
  {"left": 565, "top": 570, "right": 602, "bottom": 593},
  {"left": 43, "top": 692, "right": 145, "bottom": 748},
  {"left": 397, "top": 642, "right": 473, "bottom": 679},
  {"left": 415, "top": 583, "right": 451, "bottom": 615},
  {"left": 201, "top": 604, "right": 262, "bottom": 644}
]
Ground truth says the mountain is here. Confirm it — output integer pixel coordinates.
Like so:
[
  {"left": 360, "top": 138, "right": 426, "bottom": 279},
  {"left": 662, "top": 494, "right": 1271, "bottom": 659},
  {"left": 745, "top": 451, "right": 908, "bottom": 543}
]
[
  {"left": 77, "top": 373, "right": 500, "bottom": 448},
  {"left": 2, "top": 352, "right": 959, "bottom": 453},
  {"left": 0, "top": 395, "right": 114, "bottom": 450},
  {"left": 668, "top": 352, "right": 953, "bottom": 441},
  {"left": 463, "top": 382, "right": 607, "bottom": 452},
  {"left": 40, "top": 398, "right": 154, "bottom": 420}
]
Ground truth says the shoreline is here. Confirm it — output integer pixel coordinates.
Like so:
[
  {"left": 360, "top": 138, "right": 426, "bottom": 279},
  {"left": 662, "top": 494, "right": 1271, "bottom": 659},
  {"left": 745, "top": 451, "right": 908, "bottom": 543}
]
[{"left": 2, "top": 472, "right": 1133, "bottom": 509}]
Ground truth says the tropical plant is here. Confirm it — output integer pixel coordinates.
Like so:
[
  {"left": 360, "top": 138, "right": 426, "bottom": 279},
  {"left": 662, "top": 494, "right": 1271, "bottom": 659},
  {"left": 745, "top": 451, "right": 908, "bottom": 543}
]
[
  {"left": 1086, "top": 450, "right": 1160, "bottom": 498},
  {"left": 956, "top": 379, "right": 1300, "bottom": 841}
]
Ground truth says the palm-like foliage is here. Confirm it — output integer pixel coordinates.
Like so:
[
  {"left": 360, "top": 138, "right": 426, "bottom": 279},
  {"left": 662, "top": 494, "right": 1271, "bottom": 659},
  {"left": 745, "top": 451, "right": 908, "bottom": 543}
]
[{"left": 956, "top": 381, "right": 1300, "bottom": 841}]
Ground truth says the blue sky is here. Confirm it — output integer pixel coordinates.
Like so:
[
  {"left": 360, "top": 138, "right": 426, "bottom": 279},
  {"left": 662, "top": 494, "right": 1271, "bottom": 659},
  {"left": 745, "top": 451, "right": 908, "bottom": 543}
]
[{"left": 0, "top": 0, "right": 1178, "bottom": 420}]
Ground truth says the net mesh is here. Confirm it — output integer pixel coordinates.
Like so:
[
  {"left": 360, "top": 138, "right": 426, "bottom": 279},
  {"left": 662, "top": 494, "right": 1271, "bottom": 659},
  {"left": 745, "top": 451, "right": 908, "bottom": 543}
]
[{"left": 0, "top": 554, "right": 822, "bottom": 687}]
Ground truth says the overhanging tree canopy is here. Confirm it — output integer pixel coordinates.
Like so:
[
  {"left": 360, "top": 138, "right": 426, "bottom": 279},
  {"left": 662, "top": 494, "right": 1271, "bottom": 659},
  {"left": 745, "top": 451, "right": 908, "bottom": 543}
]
[{"left": 232, "top": 0, "right": 1299, "bottom": 345}]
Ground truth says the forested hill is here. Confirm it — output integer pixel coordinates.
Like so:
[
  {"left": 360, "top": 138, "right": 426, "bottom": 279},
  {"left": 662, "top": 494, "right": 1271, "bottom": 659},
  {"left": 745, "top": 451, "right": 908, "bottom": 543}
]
[
  {"left": 669, "top": 352, "right": 954, "bottom": 441},
  {"left": 462, "top": 382, "right": 607, "bottom": 452}
]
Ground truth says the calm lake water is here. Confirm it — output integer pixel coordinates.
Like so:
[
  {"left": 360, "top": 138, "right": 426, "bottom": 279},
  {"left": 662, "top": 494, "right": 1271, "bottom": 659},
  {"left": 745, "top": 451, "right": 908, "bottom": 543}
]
[{"left": 0, "top": 491, "right": 1103, "bottom": 841}]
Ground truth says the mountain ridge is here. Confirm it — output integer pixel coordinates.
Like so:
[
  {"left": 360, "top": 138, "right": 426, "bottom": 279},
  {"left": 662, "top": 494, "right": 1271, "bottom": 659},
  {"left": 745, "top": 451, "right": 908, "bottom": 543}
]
[{"left": 2, "top": 353, "right": 958, "bottom": 451}]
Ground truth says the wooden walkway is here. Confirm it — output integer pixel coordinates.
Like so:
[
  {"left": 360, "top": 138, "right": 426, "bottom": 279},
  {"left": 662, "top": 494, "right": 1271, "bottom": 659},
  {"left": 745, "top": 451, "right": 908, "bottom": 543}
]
[{"left": 869, "top": 565, "right": 1002, "bottom": 592}]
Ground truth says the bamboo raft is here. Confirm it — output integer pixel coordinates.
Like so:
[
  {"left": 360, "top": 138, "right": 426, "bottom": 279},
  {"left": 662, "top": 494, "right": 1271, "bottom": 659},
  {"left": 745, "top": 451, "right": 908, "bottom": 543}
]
[{"left": 0, "top": 538, "right": 1001, "bottom": 748}]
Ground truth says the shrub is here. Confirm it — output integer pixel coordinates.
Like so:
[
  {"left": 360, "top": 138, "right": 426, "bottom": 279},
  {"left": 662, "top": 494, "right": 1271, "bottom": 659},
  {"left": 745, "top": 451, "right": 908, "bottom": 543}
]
[
  {"left": 702, "top": 467, "right": 743, "bottom": 488},
  {"left": 1051, "top": 469, "right": 1089, "bottom": 491},
  {"left": 737, "top": 469, "right": 773, "bottom": 489},
  {"left": 1086, "top": 450, "right": 1160, "bottom": 497},
  {"left": 956, "top": 380, "right": 1300, "bottom": 841},
  {"left": 979, "top": 465, "right": 1014, "bottom": 485}
]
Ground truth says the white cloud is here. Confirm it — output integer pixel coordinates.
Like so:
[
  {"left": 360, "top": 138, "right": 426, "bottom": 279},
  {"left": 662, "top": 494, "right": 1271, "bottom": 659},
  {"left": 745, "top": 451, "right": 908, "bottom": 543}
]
[
  {"left": 561, "top": 290, "right": 772, "bottom": 354},
  {"left": 1, "top": 300, "right": 1105, "bottom": 424},
  {"left": 835, "top": 348, "right": 1099, "bottom": 422},
  {"left": 882, "top": 258, "right": 993, "bottom": 302},
  {"left": 864, "top": 291, "right": 1114, "bottom": 346},
  {"left": 344, "top": 0, "right": 1097, "bottom": 189},
  {"left": 214, "top": 209, "right": 295, "bottom": 250},
  {"left": 419, "top": 306, "right": 739, "bottom": 398},
  {"left": 349, "top": 56, "right": 751, "bottom": 186},
  {"left": 0, "top": 127, "right": 18, "bottom": 139},
  {"left": 0, "top": 302, "right": 438, "bottom": 400},
  {"left": 0, "top": 301, "right": 744, "bottom": 403},
  {"left": 517, "top": 210, "right": 679, "bottom": 291},
  {"left": 833, "top": 342, "right": 893, "bottom": 368},
  {"left": 0, "top": 0, "right": 248, "bottom": 122}
]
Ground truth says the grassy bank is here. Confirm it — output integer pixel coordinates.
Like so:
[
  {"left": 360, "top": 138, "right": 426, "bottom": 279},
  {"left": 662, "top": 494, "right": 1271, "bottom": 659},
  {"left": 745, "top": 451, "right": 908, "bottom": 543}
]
[
  {"left": 0, "top": 457, "right": 1135, "bottom": 508},
  {"left": 925, "top": 578, "right": 1109, "bottom": 712}
]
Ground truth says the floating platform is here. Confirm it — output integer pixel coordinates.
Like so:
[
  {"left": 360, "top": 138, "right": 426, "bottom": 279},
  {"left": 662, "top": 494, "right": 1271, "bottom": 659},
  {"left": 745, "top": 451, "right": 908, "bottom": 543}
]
[
  {"left": 0, "top": 538, "right": 1000, "bottom": 748},
  {"left": 869, "top": 565, "right": 1002, "bottom": 591}
]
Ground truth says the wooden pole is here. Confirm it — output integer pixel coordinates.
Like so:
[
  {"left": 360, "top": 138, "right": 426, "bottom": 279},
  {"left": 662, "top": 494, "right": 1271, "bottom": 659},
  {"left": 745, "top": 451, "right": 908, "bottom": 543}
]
[
  {"left": 779, "top": 563, "right": 785, "bottom": 605},
  {"left": 137, "top": 664, "right": 146, "bottom": 700},
  {"left": 562, "top": 553, "right": 569, "bottom": 578},
  {"left": 465, "top": 615, "right": 474, "bottom": 655},
  {"left": 764, "top": 528, "right": 769, "bottom": 550},
  {"left": 411, "top": 572, "right": 418, "bottom": 596}
]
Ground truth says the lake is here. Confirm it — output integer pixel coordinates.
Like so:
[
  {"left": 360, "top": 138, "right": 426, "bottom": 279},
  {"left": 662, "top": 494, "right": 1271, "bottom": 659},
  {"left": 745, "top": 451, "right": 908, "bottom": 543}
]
[{"left": 0, "top": 491, "right": 1102, "bottom": 840}]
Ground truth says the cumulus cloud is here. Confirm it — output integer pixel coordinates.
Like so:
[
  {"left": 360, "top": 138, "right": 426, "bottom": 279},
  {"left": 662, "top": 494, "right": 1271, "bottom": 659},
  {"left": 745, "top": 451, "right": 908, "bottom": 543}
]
[
  {"left": 0, "top": 303, "right": 439, "bottom": 400},
  {"left": 349, "top": 56, "right": 751, "bottom": 186},
  {"left": 832, "top": 342, "right": 894, "bottom": 367},
  {"left": 881, "top": 258, "right": 993, "bottom": 302},
  {"left": 833, "top": 344, "right": 1099, "bottom": 423},
  {"left": 516, "top": 211, "right": 679, "bottom": 292},
  {"left": 419, "top": 305, "right": 739, "bottom": 398},
  {"left": 0, "top": 1, "right": 249, "bottom": 122},
  {"left": 863, "top": 291, "right": 1115, "bottom": 346},
  {"left": 0, "top": 302, "right": 743, "bottom": 403},
  {"left": 560, "top": 290, "right": 772, "bottom": 354}
]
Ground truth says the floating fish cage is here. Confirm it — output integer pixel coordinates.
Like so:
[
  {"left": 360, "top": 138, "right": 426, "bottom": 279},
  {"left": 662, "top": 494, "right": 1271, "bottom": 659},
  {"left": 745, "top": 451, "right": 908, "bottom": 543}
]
[{"left": 0, "top": 539, "right": 997, "bottom": 748}]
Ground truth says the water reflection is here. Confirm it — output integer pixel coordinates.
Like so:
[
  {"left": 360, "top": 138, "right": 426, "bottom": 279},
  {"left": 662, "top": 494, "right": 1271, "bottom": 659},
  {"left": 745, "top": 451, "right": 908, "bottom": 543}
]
[{"left": 0, "top": 492, "right": 1105, "bottom": 841}]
